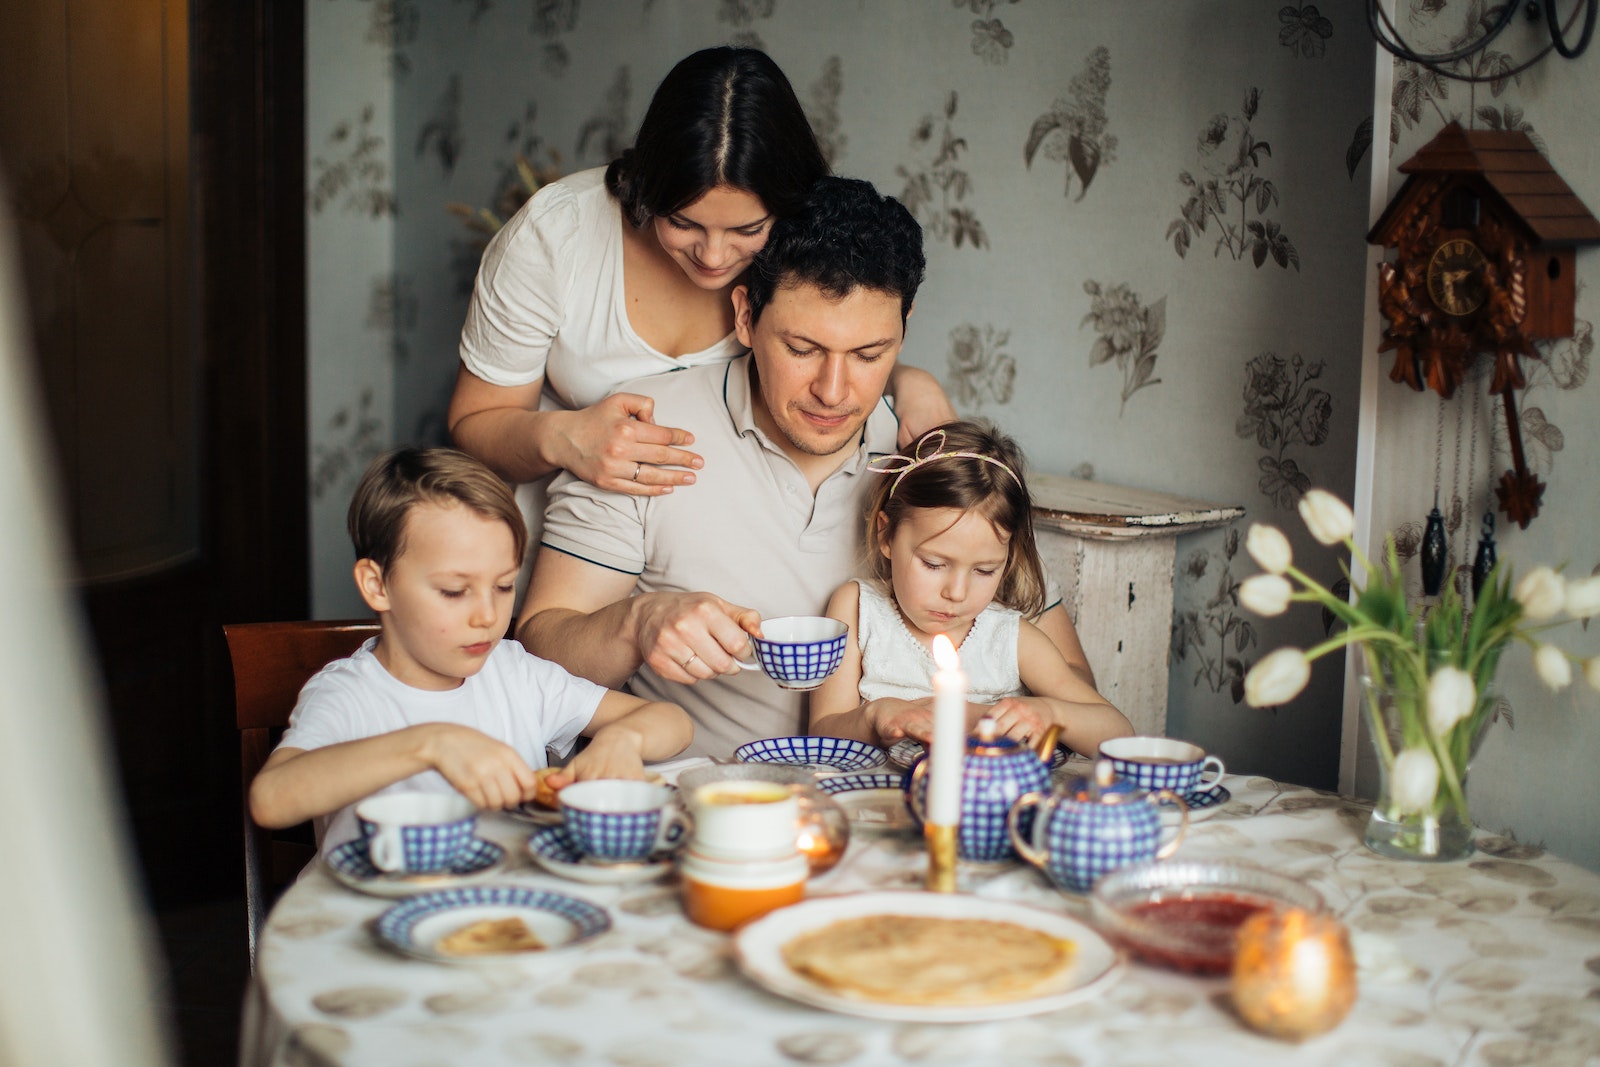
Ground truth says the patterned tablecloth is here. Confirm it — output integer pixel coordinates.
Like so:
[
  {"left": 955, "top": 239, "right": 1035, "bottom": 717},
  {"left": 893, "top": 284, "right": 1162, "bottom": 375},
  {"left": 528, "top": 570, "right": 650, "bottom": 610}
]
[{"left": 242, "top": 762, "right": 1600, "bottom": 1067}]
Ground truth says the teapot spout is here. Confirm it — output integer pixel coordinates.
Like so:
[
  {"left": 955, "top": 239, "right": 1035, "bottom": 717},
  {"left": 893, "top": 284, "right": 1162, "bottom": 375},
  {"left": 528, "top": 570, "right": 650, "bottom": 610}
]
[{"left": 1033, "top": 723, "right": 1061, "bottom": 763}]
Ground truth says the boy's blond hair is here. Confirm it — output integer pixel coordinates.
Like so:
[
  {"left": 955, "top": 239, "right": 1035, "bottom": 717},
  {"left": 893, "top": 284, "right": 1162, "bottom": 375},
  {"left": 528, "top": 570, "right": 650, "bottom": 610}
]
[{"left": 348, "top": 447, "right": 527, "bottom": 572}]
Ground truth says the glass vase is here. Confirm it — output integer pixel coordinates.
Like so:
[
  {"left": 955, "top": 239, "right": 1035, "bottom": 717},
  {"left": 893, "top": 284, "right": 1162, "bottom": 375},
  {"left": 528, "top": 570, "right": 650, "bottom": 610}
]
[{"left": 1360, "top": 672, "right": 1483, "bottom": 862}]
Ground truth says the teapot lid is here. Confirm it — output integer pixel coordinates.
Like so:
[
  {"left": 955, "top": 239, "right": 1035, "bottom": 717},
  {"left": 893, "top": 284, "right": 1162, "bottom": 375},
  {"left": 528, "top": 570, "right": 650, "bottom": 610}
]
[
  {"left": 1065, "top": 759, "right": 1143, "bottom": 804},
  {"left": 967, "top": 716, "right": 1020, "bottom": 757}
]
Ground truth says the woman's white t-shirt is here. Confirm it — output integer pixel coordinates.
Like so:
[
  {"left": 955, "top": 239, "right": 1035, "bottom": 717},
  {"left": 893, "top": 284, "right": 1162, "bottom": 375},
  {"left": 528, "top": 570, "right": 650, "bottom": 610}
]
[{"left": 457, "top": 167, "right": 747, "bottom": 562}]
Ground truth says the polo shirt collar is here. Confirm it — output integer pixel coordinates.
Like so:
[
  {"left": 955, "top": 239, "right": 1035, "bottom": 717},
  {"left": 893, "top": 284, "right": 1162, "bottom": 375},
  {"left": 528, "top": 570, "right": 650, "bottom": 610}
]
[{"left": 721, "top": 354, "right": 901, "bottom": 475}]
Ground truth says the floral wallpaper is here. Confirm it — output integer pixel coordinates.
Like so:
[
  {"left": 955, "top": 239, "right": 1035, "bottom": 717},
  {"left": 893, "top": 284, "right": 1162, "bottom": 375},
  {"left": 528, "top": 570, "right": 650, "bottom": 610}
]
[{"left": 306, "top": 0, "right": 1596, "bottom": 870}]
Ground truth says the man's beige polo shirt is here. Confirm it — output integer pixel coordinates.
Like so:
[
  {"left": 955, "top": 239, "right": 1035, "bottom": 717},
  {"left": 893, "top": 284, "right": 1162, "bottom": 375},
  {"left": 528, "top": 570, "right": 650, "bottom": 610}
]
[{"left": 539, "top": 354, "right": 900, "bottom": 759}]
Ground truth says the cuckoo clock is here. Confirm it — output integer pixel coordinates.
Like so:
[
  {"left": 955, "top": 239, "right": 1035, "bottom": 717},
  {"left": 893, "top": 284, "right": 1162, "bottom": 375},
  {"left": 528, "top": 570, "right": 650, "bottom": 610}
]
[{"left": 1367, "top": 122, "right": 1600, "bottom": 528}]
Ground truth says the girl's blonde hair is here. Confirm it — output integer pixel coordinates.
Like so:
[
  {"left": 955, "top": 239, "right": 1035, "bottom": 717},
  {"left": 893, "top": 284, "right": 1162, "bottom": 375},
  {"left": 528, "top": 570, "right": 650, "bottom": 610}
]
[{"left": 863, "top": 420, "right": 1046, "bottom": 617}]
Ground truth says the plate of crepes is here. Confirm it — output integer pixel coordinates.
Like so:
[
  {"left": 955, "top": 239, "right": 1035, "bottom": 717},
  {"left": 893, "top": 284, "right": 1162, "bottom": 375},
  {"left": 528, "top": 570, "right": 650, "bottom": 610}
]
[
  {"left": 372, "top": 885, "right": 611, "bottom": 964},
  {"left": 734, "top": 891, "right": 1122, "bottom": 1022}
]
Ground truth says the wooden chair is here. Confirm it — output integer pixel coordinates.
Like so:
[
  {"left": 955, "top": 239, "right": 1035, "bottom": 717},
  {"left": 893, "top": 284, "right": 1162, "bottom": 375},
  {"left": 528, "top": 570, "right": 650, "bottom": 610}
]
[{"left": 224, "top": 618, "right": 380, "bottom": 965}]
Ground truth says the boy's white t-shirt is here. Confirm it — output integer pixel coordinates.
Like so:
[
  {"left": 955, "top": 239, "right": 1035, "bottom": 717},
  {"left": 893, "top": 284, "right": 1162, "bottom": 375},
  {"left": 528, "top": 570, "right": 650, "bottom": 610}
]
[{"left": 279, "top": 637, "right": 606, "bottom": 854}]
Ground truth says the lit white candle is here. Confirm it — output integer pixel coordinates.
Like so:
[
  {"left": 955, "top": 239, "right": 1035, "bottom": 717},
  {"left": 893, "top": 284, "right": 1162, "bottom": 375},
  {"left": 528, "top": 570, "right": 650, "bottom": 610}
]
[{"left": 928, "top": 634, "right": 966, "bottom": 826}]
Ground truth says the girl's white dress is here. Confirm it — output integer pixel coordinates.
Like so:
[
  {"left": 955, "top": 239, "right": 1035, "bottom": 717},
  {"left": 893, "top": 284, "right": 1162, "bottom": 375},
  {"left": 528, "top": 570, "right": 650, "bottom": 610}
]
[{"left": 853, "top": 580, "right": 1026, "bottom": 703}]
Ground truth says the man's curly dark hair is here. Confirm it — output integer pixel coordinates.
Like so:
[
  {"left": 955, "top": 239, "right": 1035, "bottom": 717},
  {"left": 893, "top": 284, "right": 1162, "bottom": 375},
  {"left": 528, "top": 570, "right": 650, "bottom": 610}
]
[{"left": 743, "top": 177, "right": 925, "bottom": 327}]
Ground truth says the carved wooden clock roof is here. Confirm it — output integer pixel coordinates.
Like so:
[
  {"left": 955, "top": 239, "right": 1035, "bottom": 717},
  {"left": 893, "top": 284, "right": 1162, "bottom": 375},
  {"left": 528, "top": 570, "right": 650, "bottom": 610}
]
[
  {"left": 1369, "top": 122, "right": 1600, "bottom": 248},
  {"left": 1367, "top": 122, "right": 1600, "bottom": 530}
]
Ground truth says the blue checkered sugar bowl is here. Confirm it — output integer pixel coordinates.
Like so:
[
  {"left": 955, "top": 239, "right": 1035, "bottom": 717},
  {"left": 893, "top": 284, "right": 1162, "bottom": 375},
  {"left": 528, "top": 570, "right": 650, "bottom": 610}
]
[
  {"left": 1008, "top": 759, "right": 1189, "bottom": 893},
  {"left": 906, "top": 718, "right": 1057, "bottom": 864}
]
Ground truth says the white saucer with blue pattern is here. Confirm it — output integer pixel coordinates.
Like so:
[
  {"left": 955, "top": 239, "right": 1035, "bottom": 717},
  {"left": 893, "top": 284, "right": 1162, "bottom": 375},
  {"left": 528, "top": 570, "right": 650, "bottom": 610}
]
[{"left": 324, "top": 836, "right": 507, "bottom": 898}]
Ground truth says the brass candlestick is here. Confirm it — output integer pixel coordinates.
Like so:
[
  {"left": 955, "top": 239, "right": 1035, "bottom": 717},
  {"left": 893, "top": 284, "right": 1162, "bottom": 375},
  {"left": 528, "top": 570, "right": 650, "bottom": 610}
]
[{"left": 925, "top": 822, "right": 957, "bottom": 892}]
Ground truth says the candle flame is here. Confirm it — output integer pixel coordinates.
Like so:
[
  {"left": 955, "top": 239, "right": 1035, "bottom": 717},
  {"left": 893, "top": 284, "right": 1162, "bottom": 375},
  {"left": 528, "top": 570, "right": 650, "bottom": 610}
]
[{"left": 932, "top": 633, "right": 959, "bottom": 671}]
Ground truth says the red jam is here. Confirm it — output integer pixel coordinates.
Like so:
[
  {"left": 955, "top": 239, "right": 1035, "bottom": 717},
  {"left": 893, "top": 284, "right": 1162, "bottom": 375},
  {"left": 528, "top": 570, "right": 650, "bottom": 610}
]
[{"left": 1123, "top": 894, "right": 1274, "bottom": 974}]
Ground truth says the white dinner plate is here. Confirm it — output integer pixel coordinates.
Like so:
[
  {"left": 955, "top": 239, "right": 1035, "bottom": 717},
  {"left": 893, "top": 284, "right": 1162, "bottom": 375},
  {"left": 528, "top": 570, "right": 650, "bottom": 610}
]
[
  {"left": 371, "top": 885, "right": 611, "bottom": 964},
  {"left": 812, "top": 772, "right": 915, "bottom": 833},
  {"left": 734, "top": 890, "right": 1123, "bottom": 1022},
  {"left": 324, "top": 837, "right": 508, "bottom": 898},
  {"left": 525, "top": 825, "right": 675, "bottom": 885}
]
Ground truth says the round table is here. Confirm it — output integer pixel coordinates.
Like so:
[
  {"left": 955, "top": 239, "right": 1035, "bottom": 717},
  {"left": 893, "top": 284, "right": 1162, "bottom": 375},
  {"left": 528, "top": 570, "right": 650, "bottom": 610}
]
[{"left": 242, "top": 766, "right": 1600, "bottom": 1067}]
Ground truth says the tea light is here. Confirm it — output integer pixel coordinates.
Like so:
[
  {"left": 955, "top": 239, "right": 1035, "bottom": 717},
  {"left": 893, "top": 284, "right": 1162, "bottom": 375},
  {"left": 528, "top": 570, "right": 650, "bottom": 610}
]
[
  {"left": 927, "top": 635, "right": 966, "bottom": 892},
  {"left": 792, "top": 786, "right": 850, "bottom": 874},
  {"left": 1231, "top": 907, "right": 1357, "bottom": 1041}
]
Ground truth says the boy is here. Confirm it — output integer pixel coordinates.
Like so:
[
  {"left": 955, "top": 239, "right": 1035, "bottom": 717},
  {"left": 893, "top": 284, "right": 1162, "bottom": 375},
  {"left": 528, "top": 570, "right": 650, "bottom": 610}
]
[{"left": 248, "top": 447, "right": 693, "bottom": 853}]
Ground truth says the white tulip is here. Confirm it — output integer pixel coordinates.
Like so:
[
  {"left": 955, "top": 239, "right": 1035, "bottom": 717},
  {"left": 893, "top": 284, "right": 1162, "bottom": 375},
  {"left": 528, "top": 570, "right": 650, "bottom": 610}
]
[
  {"left": 1240, "top": 574, "right": 1294, "bottom": 617},
  {"left": 1585, "top": 657, "right": 1600, "bottom": 695},
  {"left": 1245, "top": 648, "right": 1312, "bottom": 707},
  {"left": 1534, "top": 644, "right": 1573, "bottom": 690},
  {"left": 1391, "top": 747, "right": 1441, "bottom": 815},
  {"left": 1563, "top": 574, "right": 1600, "bottom": 619},
  {"left": 1514, "top": 566, "right": 1566, "bottom": 621},
  {"left": 1426, "top": 666, "right": 1476, "bottom": 737},
  {"left": 1297, "top": 489, "right": 1355, "bottom": 546},
  {"left": 1245, "top": 524, "right": 1293, "bottom": 576}
]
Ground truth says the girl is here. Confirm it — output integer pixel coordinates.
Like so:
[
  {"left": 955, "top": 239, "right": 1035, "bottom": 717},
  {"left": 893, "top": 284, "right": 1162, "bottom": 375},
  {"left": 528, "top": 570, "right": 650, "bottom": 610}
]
[
  {"left": 810, "top": 422, "right": 1131, "bottom": 755},
  {"left": 448, "top": 47, "right": 954, "bottom": 564}
]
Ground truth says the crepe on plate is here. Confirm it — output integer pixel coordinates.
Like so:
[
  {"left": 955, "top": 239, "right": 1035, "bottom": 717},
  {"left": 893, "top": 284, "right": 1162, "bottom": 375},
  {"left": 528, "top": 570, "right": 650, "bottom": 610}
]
[
  {"left": 436, "top": 916, "right": 545, "bottom": 956},
  {"left": 780, "top": 914, "right": 1075, "bottom": 1005}
]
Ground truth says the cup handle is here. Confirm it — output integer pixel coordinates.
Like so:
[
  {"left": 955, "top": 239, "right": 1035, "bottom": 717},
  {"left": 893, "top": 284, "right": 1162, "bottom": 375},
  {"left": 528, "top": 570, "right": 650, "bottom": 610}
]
[
  {"left": 367, "top": 823, "right": 404, "bottom": 873},
  {"left": 1007, "top": 792, "right": 1053, "bottom": 870},
  {"left": 1150, "top": 789, "right": 1189, "bottom": 858},
  {"left": 655, "top": 805, "right": 693, "bottom": 853},
  {"left": 1196, "top": 755, "right": 1226, "bottom": 792}
]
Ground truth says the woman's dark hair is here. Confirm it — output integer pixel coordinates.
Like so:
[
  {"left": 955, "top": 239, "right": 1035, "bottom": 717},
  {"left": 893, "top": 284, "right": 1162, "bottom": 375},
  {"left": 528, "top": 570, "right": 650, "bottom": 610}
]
[
  {"left": 864, "top": 421, "right": 1046, "bottom": 618},
  {"left": 605, "top": 47, "right": 829, "bottom": 228}
]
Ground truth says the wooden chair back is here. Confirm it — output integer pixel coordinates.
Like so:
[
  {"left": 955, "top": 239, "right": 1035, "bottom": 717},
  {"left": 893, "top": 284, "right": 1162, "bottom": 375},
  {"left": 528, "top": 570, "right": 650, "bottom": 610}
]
[{"left": 224, "top": 619, "right": 380, "bottom": 964}]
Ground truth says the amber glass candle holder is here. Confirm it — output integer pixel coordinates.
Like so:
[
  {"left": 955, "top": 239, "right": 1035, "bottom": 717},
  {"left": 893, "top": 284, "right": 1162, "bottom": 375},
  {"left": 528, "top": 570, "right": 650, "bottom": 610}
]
[{"left": 1231, "top": 907, "right": 1357, "bottom": 1041}]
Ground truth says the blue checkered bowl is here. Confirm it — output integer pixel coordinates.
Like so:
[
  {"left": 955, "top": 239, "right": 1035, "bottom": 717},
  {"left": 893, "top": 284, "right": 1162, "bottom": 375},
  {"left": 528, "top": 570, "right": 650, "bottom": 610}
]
[
  {"left": 558, "top": 779, "right": 686, "bottom": 862},
  {"left": 355, "top": 792, "right": 479, "bottom": 874},
  {"left": 734, "top": 735, "right": 886, "bottom": 773},
  {"left": 745, "top": 617, "right": 848, "bottom": 690}
]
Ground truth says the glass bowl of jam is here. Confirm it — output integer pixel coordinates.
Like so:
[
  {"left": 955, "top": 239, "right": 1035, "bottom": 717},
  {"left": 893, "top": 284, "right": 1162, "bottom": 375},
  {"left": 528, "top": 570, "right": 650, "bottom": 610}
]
[{"left": 1089, "top": 860, "right": 1325, "bottom": 975}]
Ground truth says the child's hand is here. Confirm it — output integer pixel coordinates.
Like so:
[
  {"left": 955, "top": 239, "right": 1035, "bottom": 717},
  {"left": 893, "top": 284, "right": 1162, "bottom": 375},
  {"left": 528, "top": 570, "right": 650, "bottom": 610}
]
[
  {"left": 868, "top": 697, "right": 936, "bottom": 745},
  {"left": 561, "top": 727, "right": 647, "bottom": 783},
  {"left": 985, "top": 697, "right": 1053, "bottom": 747},
  {"left": 424, "top": 724, "right": 541, "bottom": 810}
]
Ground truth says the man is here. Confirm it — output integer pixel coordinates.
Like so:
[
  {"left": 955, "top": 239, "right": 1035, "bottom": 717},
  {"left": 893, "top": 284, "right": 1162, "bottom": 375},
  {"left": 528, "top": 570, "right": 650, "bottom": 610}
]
[{"left": 519, "top": 177, "right": 1094, "bottom": 757}]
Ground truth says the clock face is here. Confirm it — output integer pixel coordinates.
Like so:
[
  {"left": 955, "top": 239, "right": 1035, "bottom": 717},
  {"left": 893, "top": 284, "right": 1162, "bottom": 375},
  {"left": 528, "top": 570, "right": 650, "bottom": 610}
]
[{"left": 1426, "top": 238, "right": 1489, "bottom": 317}]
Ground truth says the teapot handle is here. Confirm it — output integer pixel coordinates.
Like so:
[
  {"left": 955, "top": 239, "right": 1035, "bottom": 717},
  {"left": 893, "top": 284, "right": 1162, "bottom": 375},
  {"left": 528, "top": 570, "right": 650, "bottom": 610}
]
[
  {"left": 1149, "top": 789, "right": 1189, "bottom": 858},
  {"left": 1007, "top": 791, "right": 1054, "bottom": 870},
  {"left": 907, "top": 759, "right": 927, "bottom": 823}
]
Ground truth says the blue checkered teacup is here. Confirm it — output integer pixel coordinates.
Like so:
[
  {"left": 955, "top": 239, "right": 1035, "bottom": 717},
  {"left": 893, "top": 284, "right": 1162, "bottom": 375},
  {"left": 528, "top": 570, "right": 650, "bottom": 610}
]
[
  {"left": 731, "top": 616, "right": 849, "bottom": 691},
  {"left": 559, "top": 780, "right": 688, "bottom": 863},
  {"left": 1100, "top": 736, "right": 1225, "bottom": 798},
  {"left": 355, "top": 792, "right": 478, "bottom": 875}
]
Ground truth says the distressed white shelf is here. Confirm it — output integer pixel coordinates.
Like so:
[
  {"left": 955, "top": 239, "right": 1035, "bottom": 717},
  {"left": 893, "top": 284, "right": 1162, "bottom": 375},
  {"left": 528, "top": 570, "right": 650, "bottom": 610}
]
[{"left": 1030, "top": 474, "right": 1243, "bottom": 737}]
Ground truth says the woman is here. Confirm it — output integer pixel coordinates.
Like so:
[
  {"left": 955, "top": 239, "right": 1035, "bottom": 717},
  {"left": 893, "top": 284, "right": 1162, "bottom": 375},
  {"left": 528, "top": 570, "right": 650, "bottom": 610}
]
[{"left": 448, "top": 47, "right": 954, "bottom": 527}]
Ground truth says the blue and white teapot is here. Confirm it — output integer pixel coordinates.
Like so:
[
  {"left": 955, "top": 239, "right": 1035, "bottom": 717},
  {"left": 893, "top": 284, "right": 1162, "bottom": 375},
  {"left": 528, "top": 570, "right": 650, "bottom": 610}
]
[
  {"left": 906, "top": 718, "right": 1058, "bottom": 864},
  {"left": 1008, "top": 759, "right": 1189, "bottom": 892}
]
